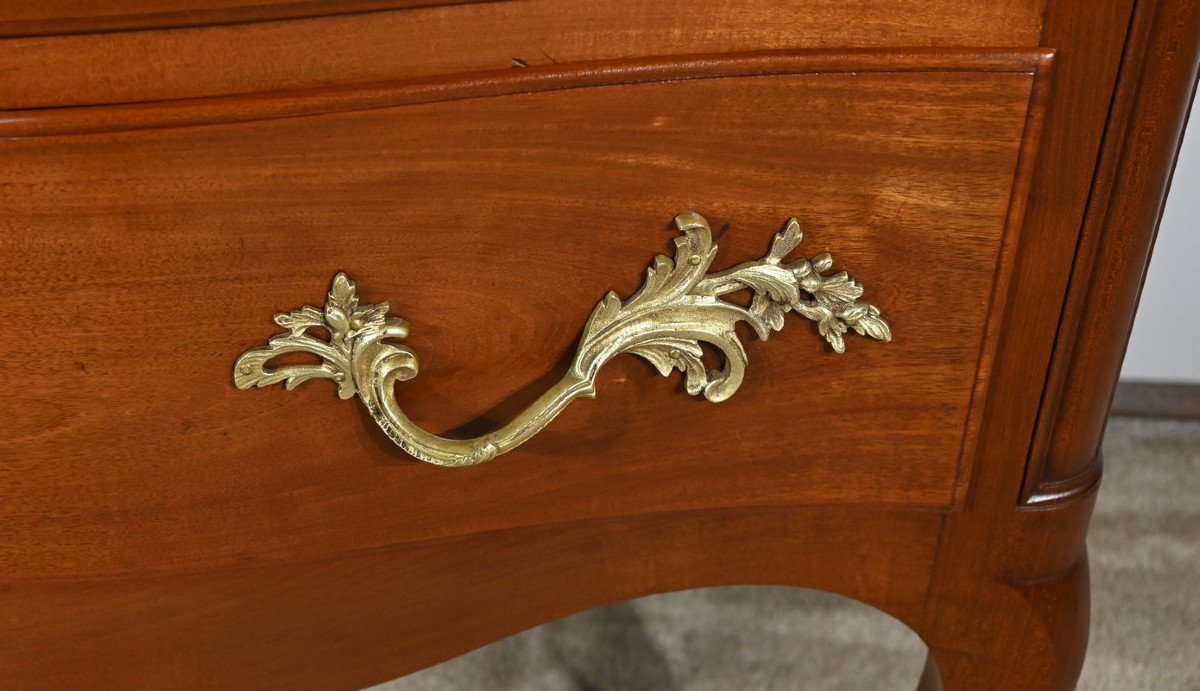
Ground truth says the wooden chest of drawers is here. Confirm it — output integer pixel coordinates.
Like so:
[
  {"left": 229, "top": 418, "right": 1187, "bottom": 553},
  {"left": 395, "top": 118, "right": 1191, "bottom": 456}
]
[{"left": 1, "top": 2, "right": 1196, "bottom": 689}]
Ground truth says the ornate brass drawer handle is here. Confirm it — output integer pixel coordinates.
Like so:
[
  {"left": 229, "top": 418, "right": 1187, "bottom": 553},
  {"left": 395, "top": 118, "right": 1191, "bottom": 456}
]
[{"left": 233, "top": 212, "right": 891, "bottom": 466}]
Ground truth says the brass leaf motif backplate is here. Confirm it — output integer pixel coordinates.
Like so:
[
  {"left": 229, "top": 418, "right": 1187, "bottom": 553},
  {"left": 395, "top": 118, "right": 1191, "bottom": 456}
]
[{"left": 233, "top": 212, "right": 891, "bottom": 466}]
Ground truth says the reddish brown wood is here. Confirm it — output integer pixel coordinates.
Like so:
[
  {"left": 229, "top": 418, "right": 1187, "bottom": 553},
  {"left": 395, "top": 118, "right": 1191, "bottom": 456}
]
[
  {"left": 1022, "top": 0, "right": 1200, "bottom": 503},
  {"left": 0, "top": 0, "right": 503, "bottom": 38},
  {"left": 0, "top": 506, "right": 941, "bottom": 689},
  {"left": 0, "top": 58, "right": 1039, "bottom": 578},
  {"left": 0, "top": 48, "right": 1047, "bottom": 137},
  {"left": 0, "top": 0, "right": 1046, "bottom": 109},
  {"left": 912, "top": 0, "right": 1199, "bottom": 688},
  {"left": 0, "top": 1, "right": 1195, "bottom": 689}
]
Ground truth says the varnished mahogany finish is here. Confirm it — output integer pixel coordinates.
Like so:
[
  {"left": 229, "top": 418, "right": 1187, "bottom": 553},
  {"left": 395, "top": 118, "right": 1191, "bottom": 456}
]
[
  {"left": 1023, "top": 0, "right": 1200, "bottom": 503},
  {"left": 0, "top": 0, "right": 1045, "bottom": 108},
  {"left": 1, "top": 54, "right": 1045, "bottom": 578},
  {"left": 0, "top": 0, "right": 503, "bottom": 38},
  {"left": 0, "top": 1, "right": 1196, "bottom": 689}
]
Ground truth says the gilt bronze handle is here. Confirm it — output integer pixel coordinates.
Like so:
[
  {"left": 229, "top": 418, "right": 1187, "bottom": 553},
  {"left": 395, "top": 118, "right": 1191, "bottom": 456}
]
[{"left": 233, "top": 212, "right": 890, "bottom": 466}]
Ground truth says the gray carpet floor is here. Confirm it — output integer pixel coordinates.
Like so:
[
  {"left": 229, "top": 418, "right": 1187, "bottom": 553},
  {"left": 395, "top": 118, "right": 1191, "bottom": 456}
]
[{"left": 376, "top": 417, "right": 1200, "bottom": 690}]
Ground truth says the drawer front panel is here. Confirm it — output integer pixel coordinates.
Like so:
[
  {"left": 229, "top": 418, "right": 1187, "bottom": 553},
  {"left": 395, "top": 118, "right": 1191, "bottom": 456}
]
[
  {"left": 0, "top": 50, "right": 1046, "bottom": 578},
  {"left": 0, "top": 1, "right": 1045, "bottom": 108}
]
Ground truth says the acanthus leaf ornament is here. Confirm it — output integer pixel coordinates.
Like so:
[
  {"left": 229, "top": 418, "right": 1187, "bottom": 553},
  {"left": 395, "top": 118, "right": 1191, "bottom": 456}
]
[{"left": 233, "top": 212, "right": 891, "bottom": 466}]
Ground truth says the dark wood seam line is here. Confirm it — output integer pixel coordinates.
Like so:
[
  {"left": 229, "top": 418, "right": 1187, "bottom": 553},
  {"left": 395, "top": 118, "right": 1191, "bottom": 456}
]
[
  {"left": 946, "top": 52, "right": 1053, "bottom": 510},
  {"left": 0, "top": 48, "right": 1049, "bottom": 138},
  {"left": 1016, "top": 0, "right": 1144, "bottom": 505}
]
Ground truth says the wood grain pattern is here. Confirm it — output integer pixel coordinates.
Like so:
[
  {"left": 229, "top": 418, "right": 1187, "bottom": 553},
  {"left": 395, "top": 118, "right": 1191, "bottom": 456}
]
[
  {"left": 912, "top": 2, "right": 1196, "bottom": 688},
  {"left": 0, "top": 0, "right": 1046, "bottom": 109},
  {"left": 0, "top": 58, "right": 1040, "bottom": 580},
  {"left": 0, "top": 48, "right": 1047, "bottom": 137},
  {"left": 1021, "top": 0, "right": 1200, "bottom": 504},
  {"left": 0, "top": 0, "right": 503, "bottom": 38},
  {"left": 0, "top": 506, "right": 940, "bottom": 690},
  {"left": 1, "top": 0, "right": 1196, "bottom": 688},
  {"left": 948, "top": 0, "right": 1138, "bottom": 509}
]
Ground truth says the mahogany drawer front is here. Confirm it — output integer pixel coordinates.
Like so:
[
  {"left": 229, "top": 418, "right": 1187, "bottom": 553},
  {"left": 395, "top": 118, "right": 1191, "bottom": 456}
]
[
  {"left": 5, "top": 2, "right": 1197, "bottom": 689},
  {"left": 0, "top": 0, "right": 1045, "bottom": 109},
  {"left": 0, "top": 49, "right": 1048, "bottom": 580}
]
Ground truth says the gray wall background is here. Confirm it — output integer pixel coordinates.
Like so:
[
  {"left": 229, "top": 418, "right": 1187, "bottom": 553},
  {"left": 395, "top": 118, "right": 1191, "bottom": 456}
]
[{"left": 1121, "top": 107, "right": 1198, "bottom": 383}]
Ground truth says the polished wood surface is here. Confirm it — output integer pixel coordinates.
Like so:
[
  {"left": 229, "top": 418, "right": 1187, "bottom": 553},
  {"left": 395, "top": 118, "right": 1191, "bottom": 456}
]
[
  {"left": 0, "top": 48, "right": 1046, "bottom": 137},
  {"left": 0, "top": 0, "right": 502, "bottom": 37},
  {"left": 1, "top": 1, "right": 1196, "bottom": 689},
  {"left": 1023, "top": 0, "right": 1200, "bottom": 502},
  {"left": 916, "top": 2, "right": 1199, "bottom": 688},
  {"left": 5, "top": 506, "right": 942, "bottom": 689},
  {"left": 1, "top": 54, "right": 1042, "bottom": 578},
  {"left": 0, "top": 0, "right": 1045, "bottom": 108}
]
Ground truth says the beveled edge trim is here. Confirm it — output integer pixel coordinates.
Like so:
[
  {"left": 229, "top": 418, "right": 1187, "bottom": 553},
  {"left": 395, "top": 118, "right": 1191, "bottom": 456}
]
[
  {"left": 944, "top": 49, "right": 1056, "bottom": 508},
  {"left": 0, "top": 0, "right": 506, "bottom": 39},
  {"left": 1019, "top": 0, "right": 1200, "bottom": 504},
  {"left": 1022, "top": 450, "right": 1103, "bottom": 508},
  {"left": 0, "top": 47, "right": 1052, "bottom": 138}
]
